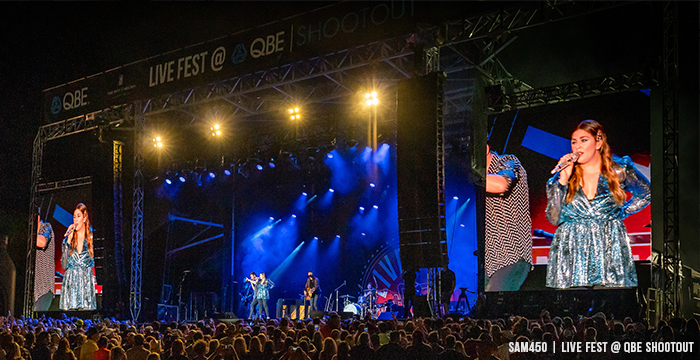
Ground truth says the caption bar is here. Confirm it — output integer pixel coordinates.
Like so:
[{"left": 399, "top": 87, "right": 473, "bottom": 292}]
[{"left": 509, "top": 341, "right": 695, "bottom": 354}]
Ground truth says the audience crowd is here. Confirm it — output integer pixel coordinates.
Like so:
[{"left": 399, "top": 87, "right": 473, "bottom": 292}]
[{"left": 0, "top": 311, "right": 698, "bottom": 360}]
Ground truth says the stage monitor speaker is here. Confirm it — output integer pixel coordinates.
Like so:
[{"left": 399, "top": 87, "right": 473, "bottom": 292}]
[
  {"left": 222, "top": 312, "right": 238, "bottom": 320},
  {"left": 157, "top": 304, "right": 178, "bottom": 322},
  {"left": 309, "top": 310, "right": 325, "bottom": 319},
  {"left": 397, "top": 71, "right": 448, "bottom": 269}
]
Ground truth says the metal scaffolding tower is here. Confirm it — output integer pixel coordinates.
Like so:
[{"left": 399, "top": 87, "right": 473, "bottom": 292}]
[
  {"left": 660, "top": 0, "right": 680, "bottom": 319},
  {"left": 130, "top": 106, "right": 145, "bottom": 322}
]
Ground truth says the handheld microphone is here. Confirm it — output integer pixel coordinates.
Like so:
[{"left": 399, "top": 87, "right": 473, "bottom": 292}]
[
  {"left": 533, "top": 229, "right": 554, "bottom": 240},
  {"left": 552, "top": 152, "right": 580, "bottom": 173},
  {"left": 64, "top": 226, "right": 75, "bottom": 238}
]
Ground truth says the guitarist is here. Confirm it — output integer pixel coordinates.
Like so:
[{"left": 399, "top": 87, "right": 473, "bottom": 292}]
[{"left": 304, "top": 270, "right": 321, "bottom": 318}]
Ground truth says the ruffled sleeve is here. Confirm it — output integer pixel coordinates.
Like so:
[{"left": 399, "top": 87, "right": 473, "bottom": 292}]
[
  {"left": 494, "top": 156, "right": 520, "bottom": 193},
  {"left": 616, "top": 155, "right": 651, "bottom": 218},
  {"left": 38, "top": 222, "right": 55, "bottom": 250},
  {"left": 546, "top": 171, "right": 568, "bottom": 226}
]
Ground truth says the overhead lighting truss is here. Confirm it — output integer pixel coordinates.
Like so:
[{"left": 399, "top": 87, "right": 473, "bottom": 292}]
[{"left": 486, "top": 71, "right": 657, "bottom": 114}]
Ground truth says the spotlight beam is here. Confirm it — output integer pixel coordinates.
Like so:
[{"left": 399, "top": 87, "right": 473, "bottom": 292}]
[{"left": 270, "top": 241, "right": 305, "bottom": 280}]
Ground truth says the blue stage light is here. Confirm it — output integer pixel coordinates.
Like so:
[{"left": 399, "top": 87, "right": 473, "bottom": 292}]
[
  {"left": 256, "top": 164, "right": 264, "bottom": 171},
  {"left": 313, "top": 237, "right": 318, "bottom": 240},
  {"left": 291, "top": 214, "right": 297, "bottom": 218},
  {"left": 302, "top": 192, "right": 308, "bottom": 196},
  {"left": 269, "top": 162, "right": 276, "bottom": 168},
  {"left": 369, "top": 183, "right": 376, "bottom": 188},
  {"left": 179, "top": 176, "right": 186, "bottom": 183},
  {"left": 359, "top": 207, "right": 365, "bottom": 211},
  {"left": 373, "top": 205, "right": 379, "bottom": 209},
  {"left": 327, "top": 153, "right": 333, "bottom": 159},
  {"left": 335, "top": 235, "right": 341, "bottom": 239},
  {"left": 224, "top": 169, "right": 231, "bottom": 176},
  {"left": 329, "top": 188, "right": 334, "bottom": 193},
  {"left": 209, "top": 172, "right": 216, "bottom": 179},
  {"left": 460, "top": 224, "right": 465, "bottom": 227},
  {"left": 269, "top": 217, "right": 275, "bottom": 221},
  {"left": 165, "top": 179, "right": 172, "bottom": 185},
  {"left": 361, "top": 233, "right": 366, "bottom": 236},
  {"left": 453, "top": 196, "right": 459, "bottom": 200}
]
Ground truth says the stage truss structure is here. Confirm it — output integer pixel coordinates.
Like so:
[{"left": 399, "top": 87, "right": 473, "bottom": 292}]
[
  {"left": 660, "top": 0, "right": 680, "bottom": 319},
  {"left": 25, "top": 1, "right": 675, "bottom": 321}
]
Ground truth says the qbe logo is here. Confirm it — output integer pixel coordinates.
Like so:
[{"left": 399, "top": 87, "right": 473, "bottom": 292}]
[
  {"left": 231, "top": 44, "right": 247, "bottom": 64},
  {"left": 50, "top": 96, "right": 62, "bottom": 115}
]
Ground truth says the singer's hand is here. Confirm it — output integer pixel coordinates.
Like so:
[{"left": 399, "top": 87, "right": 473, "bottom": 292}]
[
  {"left": 64, "top": 224, "right": 75, "bottom": 238},
  {"left": 553, "top": 153, "right": 576, "bottom": 185}
]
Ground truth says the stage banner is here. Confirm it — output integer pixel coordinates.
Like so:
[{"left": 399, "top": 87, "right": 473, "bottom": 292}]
[
  {"left": 43, "top": 0, "right": 420, "bottom": 123},
  {"left": 43, "top": 75, "right": 106, "bottom": 124}
]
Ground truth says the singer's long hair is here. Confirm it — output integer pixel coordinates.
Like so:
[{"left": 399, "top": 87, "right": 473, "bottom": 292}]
[
  {"left": 69, "top": 203, "right": 94, "bottom": 258},
  {"left": 566, "top": 120, "right": 625, "bottom": 205}
]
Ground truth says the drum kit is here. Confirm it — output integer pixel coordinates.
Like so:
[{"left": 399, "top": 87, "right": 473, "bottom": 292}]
[{"left": 340, "top": 289, "right": 403, "bottom": 318}]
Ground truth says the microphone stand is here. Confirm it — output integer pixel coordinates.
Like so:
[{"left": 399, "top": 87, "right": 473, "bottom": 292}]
[
  {"left": 324, "top": 294, "right": 331, "bottom": 312},
  {"left": 178, "top": 271, "right": 190, "bottom": 322},
  {"left": 333, "top": 281, "right": 346, "bottom": 312}
]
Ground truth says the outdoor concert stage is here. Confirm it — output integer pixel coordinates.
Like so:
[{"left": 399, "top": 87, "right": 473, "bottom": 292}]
[{"left": 19, "top": 1, "right": 699, "bottom": 323}]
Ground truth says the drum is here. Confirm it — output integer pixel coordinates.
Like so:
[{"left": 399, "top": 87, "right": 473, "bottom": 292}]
[{"left": 343, "top": 303, "right": 362, "bottom": 315}]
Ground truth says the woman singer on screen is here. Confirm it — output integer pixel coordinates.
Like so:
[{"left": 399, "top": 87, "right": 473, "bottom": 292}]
[
  {"left": 546, "top": 120, "right": 650, "bottom": 289},
  {"left": 60, "top": 203, "right": 97, "bottom": 310}
]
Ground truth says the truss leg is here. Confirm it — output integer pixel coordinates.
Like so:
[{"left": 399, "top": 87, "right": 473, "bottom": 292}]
[
  {"left": 130, "top": 108, "right": 144, "bottom": 323},
  {"left": 660, "top": 0, "right": 680, "bottom": 319}
]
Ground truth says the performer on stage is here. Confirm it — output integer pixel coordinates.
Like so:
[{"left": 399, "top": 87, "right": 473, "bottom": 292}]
[
  {"left": 241, "top": 272, "right": 258, "bottom": 316},
  {"left": 362, "top": 283, "right": 378, "bottom": 316},
  {"left": 485, "top": 143, "right": 533, "bottom": 291},
  {"left": 60, "top": 203, "right": 96, "bottom": 310},
  {"left": 35, "top": 213, "right": 55, "bottom": 303},
  {"left": 304, "top": 271, "right": 321, "bottom": 318},
  {"left": 252, "top": 272, "right": 274, "bottom": 320},
  {"left": 439, "top": 265, "right": 456, "bottom": 315},
  {"left": 546, "top": 120, "right": 650, "bottom": 288},
  {"left": 363, "top": 283, "right": 376, "bottom": 299},
  {"left": 401, "top": 267, "right": 419, "bottom": 318}
]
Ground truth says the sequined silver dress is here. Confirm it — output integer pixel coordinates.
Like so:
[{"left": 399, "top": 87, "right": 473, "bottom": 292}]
[
  {"left": 60, "top": 237, "right": 96, "bottom": 310},
  {"left": 546, "top": 155, "right": 650, "bottom": 288}
]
